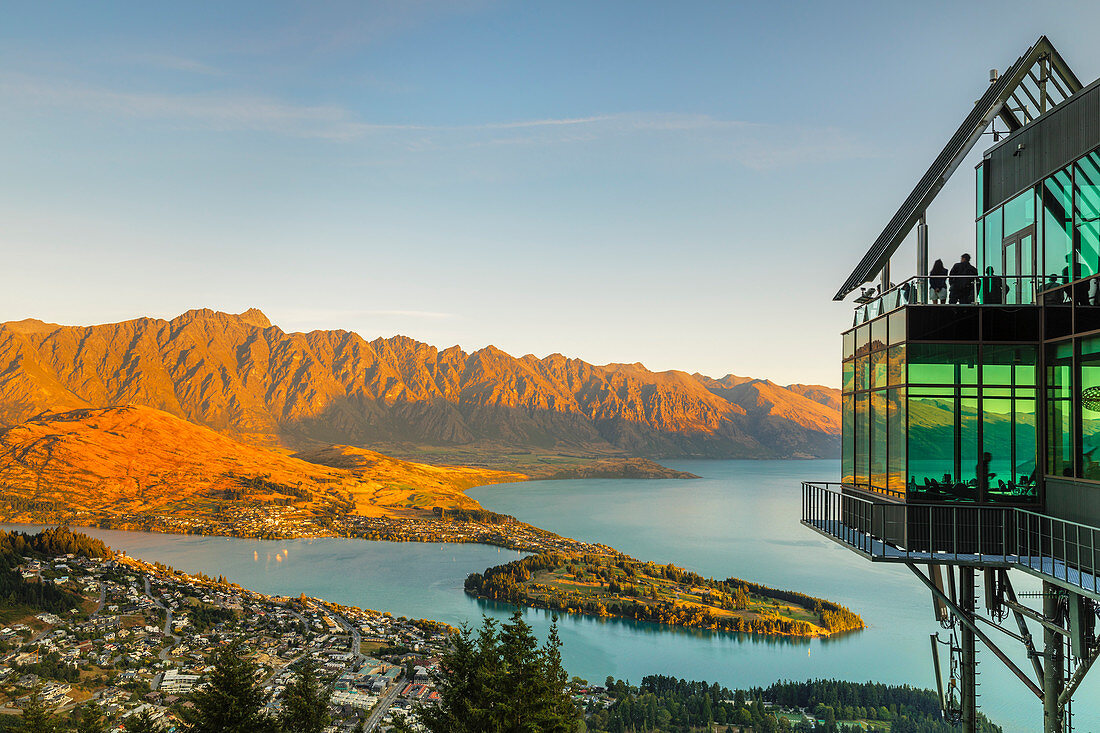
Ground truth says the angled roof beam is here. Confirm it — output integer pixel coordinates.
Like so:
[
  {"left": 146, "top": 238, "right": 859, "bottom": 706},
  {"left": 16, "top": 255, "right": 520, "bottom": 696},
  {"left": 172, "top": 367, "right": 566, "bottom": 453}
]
[
  {"left": 1027, "top": 68, "right": 1062, "bottom": 108},
  {"left": 1047, "top": 67, "right": 1072, "bottom": 100},
  {"left": 1015, "top": 81, "right": 1043, "bottom": 119},
  {"left": 833, "top": 36, "right": 1083, "bottom": 301}
]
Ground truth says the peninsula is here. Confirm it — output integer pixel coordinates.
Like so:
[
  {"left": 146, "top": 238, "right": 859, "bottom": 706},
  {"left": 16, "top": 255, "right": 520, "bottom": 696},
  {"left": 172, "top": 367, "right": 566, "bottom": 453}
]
[{"left": 464, "top": 553, "right": 865, "bottom": 637}]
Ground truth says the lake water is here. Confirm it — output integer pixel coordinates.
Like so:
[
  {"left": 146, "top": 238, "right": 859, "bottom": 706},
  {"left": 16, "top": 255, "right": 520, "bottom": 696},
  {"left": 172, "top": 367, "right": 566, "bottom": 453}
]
[{"left": 6, "top": 459, "right": 1095, "bottom": 732}]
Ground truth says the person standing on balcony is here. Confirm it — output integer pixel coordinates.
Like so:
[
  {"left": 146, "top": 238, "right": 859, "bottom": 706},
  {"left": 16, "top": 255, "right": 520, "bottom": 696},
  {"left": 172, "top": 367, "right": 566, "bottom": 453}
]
[
  {"left": 948, "top": 254, "right": 978, "bottom": 304},
  {"left": 982, "top": 266, "right": 1006, "bottom": 304},
  {"left": 929, "top": 259, "right": 949, "bottom": 303}
]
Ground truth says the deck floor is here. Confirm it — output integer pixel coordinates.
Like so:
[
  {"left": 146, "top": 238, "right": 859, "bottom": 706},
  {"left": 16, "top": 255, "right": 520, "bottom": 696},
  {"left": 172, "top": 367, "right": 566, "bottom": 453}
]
[{"left": 806, "top": 518, "right": 1100, "bottom": 595}]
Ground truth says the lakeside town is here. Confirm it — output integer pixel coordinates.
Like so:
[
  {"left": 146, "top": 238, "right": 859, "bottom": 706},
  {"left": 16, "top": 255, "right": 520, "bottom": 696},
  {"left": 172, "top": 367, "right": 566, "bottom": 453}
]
[
  {"left": 0, "top": 548, "right": 457, "bottom": 731},
  {"left": 9, "top": 503, "right": 616, "bottom": 557}
]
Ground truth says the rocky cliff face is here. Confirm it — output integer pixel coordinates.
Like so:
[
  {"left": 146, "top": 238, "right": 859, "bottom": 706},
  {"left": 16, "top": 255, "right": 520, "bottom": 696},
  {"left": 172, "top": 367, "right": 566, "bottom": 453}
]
[{"left": 0, "top": 309, "right": 839, "bottom": 458}]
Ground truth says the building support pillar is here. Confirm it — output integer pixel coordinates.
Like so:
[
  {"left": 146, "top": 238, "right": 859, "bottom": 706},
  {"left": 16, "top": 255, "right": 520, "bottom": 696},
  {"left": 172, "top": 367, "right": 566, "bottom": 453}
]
[
  {"left": 917, "top": 214, "right": 928, "bottom": 301},
  {"left": 1044, "top": 581, "right": 1065, "bottom": 733},
  {"left": 960, "top": 566, "right": 978, "bottom": 733}
]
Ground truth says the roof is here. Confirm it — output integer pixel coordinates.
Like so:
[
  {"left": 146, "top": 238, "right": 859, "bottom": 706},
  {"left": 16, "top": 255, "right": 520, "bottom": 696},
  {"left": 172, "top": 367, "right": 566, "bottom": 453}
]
[{"left": 834, "top": 35, "right": 1083, "bottom": 301}]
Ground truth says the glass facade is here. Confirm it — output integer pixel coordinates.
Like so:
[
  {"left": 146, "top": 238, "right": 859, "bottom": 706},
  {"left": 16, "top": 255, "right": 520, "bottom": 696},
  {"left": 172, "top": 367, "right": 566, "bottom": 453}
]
[
  {"left": 1042, "top": 336, "right": 1100, "bottom": 482},
  {"left": 976, "top": 147, "right": 1100, "bottom": 304},
  {"left": 841, "top": 143, "right": 1100, "bottom": 507},
  {"left": 841, "top": 316, "right": 1038, "bottom": 504}
]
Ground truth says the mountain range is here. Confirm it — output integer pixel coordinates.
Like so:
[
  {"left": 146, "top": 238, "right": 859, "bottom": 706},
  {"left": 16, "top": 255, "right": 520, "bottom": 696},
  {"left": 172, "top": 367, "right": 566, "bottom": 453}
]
[{"left": 0, "top": 308, "right": 839, "bottom": 460}]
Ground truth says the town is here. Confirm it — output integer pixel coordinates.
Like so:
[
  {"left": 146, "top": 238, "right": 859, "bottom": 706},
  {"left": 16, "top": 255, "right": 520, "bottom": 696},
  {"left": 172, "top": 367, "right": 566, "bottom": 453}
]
[{"left": 0, "top": 549, "right": 452, "bottom": 731}]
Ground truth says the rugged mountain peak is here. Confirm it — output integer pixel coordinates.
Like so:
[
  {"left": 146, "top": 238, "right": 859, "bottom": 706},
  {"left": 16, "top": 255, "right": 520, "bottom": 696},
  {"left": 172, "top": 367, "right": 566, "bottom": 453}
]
[
  {"left": 1, "top": 318, "right": 60, "bottom": 335},
  {"left": 171, "top": 307, "right": 271, "bottom": 329},
  {"left": 0, "top": 308, "right": 840, "bottom": 459},
  {"left": 238, "top": 308, "right": 272, "bottom": 328}
]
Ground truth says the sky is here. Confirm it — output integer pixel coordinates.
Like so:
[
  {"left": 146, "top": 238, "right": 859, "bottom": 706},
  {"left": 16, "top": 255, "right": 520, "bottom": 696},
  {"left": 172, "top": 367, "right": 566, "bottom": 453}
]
[{"left": 4, "top": 2, "right": 1100, "bottom": 387}]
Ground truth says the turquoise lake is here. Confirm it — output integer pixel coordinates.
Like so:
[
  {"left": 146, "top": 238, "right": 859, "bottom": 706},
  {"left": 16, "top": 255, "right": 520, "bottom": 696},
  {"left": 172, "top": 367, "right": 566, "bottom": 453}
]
[{"left": 5, "top": 459, "right": 1093, "bottom": 732}]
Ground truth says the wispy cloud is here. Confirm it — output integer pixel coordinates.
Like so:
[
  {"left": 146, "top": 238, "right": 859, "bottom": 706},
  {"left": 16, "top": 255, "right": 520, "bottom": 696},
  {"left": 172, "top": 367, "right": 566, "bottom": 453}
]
[
  {"left": 0, "top": 72, "right": 869, "bottom": 168},
  {"left": 137, "top": 54, "right": 223, "bottom": 76}
]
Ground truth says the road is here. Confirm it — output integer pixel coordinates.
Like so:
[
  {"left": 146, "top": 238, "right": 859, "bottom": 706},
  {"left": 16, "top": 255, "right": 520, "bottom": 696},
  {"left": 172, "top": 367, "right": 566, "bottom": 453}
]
[
  {"left": 143, "top": 575, "right": 182, "bottom": 660},
  {"left": 90, "top": 582, "right": 106, "bottom": 616},
  {"left": 364, "top": 681, "right": 405, "bottom": 732},
  {"left": 328, "top": 608, "right": 366, "bottom": 664}
]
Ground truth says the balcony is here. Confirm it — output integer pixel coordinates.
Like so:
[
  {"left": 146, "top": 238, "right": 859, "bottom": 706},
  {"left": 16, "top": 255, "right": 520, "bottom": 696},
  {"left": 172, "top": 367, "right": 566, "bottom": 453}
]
[
  {"left": 852, "top": 274, "right": 1050, "bottom": 326},
  {"left": 802, "top": 482, "right": 1100, "bottom": 600}
]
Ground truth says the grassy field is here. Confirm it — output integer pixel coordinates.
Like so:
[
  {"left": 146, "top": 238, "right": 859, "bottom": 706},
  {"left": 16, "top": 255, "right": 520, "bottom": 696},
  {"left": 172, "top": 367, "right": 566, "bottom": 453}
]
[{"left": 533, "top": 560, "right": 827, "bottom": 632}]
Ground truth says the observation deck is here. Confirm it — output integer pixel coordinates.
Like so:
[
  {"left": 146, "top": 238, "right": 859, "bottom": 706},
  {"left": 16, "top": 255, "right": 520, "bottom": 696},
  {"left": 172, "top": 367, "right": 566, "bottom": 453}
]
[{"left": 802, "top": 482, "right": 1100, "bottom": 601}]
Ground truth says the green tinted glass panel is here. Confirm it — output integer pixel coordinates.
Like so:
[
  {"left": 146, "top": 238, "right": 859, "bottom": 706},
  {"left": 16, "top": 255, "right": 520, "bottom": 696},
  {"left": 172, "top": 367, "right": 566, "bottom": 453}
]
[
  {"left": 870, "top": 317, "right": 887, "bottom": 352},
  {"left": 856, "top": 355, "right": 868, "bottom": 391},
  {"left": 855, "top": 392, "right": 869, "bottom": 487},
  {"left": 908, "top": 343, "right": 978, "bottom": 385},
  {"left": 888, "top": 345, "right": 905, "bottom": 386},
  {"left": 982, "top": 344, "right": 1037, "bottom": 386},
  {"left": 907, "top": 389, "right": 978, "bottom": 503},
  {"left": 1013, "top": 394, "right": 1038, "bottom": 502},
  {"left": 1081, "top": 335, "right": 1100, "bottom": 480},
  {"left": 984, "top": 208, "right": 1003, "bottom": 276},
  {"left": 842, "top": 394, "right": 854, "bottom": 484},
  {"left": 1046, "top": 342, "right": 1074, "bottom": 477},
  {"left": 843, "top": 330, "right": 855, "bottom": 360},
  {"left": 981, "top": 389, "right": 1038, "bottom": 503},
  {"left": 1004, "top": 188, "right": 1036, "bottom": 236},
  {"left": 871, "top": 349, "right": 887, "bottom": 389},
  {"left": 976, "top": 161, "right": 986, "bottom": 216},
  {"left": 871, "top": 390, "right": 887, "bottom": 492},
  {"left": 855, "top": 324, "right": 870, "bottom": 356},
  {"left": 888, "top": 387, "right": 906, "bottom": 495},
  {"left": 976, "top": 221, "right": 987, "bottom": 277},
  {"left": 842, "top": 360, "right": 855, "bottom": 393},
  {"left": 1043, "top": 167, "right": 1073, "bottom": 286},
  {"left": 1077, "top": 153, "right": 1100, "bottom": 280},
  {"left": 888, "top": 310, "right": 906, "bottom": 345}
]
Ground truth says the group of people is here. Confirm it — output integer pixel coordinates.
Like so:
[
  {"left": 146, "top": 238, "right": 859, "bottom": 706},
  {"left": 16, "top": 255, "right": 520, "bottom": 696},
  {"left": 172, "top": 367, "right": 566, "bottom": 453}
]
[{"left": 927, "top": 254, "right": 1006, "bottom": 304}]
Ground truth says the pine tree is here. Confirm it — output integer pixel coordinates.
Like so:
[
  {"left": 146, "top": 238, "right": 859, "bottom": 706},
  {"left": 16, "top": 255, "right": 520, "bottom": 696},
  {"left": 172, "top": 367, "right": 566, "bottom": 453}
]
[
  {"left": 278, "top": 658, "right": 331, "bottom": 733},
  {"left": 419, "top": 612, "right": 580, "bottom": 733},
  {"left": 70, "top": 704, "right": 107, "bottom": 733},
  {"left": 180, "top": 642, "right": 278, "bottom": 733},
  {"left": 123, "top": 709, "right": 161, "bottom": 733},
  {"left": 18, "top": 689, "right": 58, "bottom": 733}
]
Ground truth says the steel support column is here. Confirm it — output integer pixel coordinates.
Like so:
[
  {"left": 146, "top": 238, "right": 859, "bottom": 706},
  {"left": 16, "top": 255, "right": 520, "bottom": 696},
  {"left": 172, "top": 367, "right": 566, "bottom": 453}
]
[
  {"left": 1044, "top": 582, "right": 1065, "bottom": 733},
  {"left": 960, "top": 567, "right": 978, "bottom": 733}
]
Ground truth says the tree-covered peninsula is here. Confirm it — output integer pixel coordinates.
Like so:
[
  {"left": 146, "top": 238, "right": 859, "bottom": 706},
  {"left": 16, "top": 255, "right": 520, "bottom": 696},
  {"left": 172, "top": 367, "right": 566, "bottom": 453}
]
[{"left": 464, "top": 553, "right": 864, "bottom": 637}]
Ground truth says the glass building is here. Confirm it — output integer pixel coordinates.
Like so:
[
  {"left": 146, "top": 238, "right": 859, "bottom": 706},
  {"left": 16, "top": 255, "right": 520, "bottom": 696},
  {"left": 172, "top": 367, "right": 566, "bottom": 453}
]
[{"left": 804, "top": 37, "right": 1100, "bottom": 733}]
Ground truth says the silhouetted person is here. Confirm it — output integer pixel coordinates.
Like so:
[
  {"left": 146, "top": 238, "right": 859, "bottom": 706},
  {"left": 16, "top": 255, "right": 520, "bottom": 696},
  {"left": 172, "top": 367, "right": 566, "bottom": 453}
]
[
  {"left": 978, "top": 452, "right": 995, "bottom": 498},
  {"left": 948, "top": 254, "right": 978, "bottom": 304},
  {"left": 929, "top": 259, "right": 948, "bottom": 304},
  {"left": 982, "top": 266, "right": 1005, "bottom": 304}
]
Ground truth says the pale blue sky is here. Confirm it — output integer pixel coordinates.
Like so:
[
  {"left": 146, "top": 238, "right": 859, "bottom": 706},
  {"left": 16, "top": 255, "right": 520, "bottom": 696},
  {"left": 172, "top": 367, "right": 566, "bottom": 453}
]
[{"left": 3, "top": 2, "right": 1100, "bottom": 386}]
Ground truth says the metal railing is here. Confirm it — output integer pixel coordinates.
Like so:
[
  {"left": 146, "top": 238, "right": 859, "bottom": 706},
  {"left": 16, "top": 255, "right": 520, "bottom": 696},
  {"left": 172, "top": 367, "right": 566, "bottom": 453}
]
[
  {"left": 802, "top": 482, "right": 1100, "bottom": 596},
  {"left": 852, "top": 274, "right": 1045, "bottom": 325}
]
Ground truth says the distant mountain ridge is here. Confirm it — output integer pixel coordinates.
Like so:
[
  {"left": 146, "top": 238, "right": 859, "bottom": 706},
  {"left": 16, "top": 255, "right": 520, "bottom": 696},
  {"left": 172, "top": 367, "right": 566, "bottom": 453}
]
[{"left": 0, "top": 309, "right": 839, "bottom": 458}]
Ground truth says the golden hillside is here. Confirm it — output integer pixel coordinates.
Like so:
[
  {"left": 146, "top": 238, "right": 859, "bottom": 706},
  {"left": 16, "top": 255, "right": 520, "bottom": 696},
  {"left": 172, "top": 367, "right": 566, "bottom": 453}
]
[{"left": 0, "top": 406, "right": 524, "bottom": 523}]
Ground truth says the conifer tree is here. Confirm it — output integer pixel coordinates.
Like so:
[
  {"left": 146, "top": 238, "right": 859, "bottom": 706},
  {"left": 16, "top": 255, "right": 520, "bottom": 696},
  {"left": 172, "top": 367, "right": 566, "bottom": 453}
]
[
  {"left": 122, "top": 709, "right": 161, "bottom": 733},
  {"left": 18, "top": 689, "right": 58, "bottom": 733},
  {"left": 277, "top": 658, "right": 331, "bottom": 733},
  {"left": 180, "top": 643, "right": 277, "bottom": 733},
  {"left": 70, "top": 704, "right": 107, "bottom": 733},
  {"left": 419, "top": 611, "right": 579, "bottom": 732}
]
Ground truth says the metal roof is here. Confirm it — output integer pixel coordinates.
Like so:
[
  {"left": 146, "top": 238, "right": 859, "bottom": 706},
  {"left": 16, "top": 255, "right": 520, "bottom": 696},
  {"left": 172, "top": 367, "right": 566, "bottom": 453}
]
[{"left": 834, "top": 36, "right": 1083, "bottom": 301}]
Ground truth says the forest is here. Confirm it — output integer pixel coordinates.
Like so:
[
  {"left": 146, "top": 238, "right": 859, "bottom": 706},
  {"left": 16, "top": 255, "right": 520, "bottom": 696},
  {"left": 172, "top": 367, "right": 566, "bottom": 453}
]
[
  {"left": 0, "top": 526, "right": 112, "bottom": 619},
  {"left": 464, "top": 553, "right": 864, "bottom": 637},
  {"left": 587, "top": 676, "right": 1003, "bottom": 733}
]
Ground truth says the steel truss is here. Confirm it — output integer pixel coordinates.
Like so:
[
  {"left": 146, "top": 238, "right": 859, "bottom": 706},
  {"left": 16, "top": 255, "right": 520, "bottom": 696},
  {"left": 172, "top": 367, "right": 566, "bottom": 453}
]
[{"left": 909, "top": 563, "right": 1099, "bottom": 733}]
